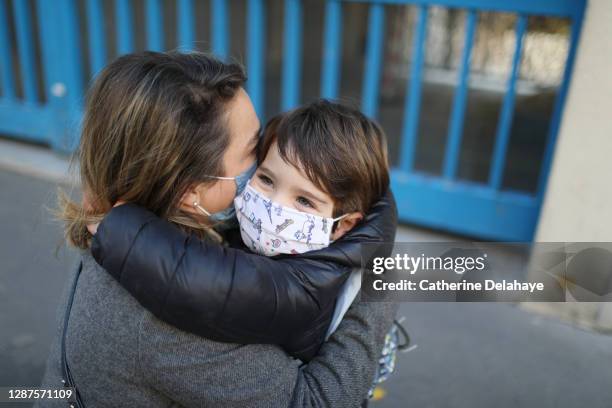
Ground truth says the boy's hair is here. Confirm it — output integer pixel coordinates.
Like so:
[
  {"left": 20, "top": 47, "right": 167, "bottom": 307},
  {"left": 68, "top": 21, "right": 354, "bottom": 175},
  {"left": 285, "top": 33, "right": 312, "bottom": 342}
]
[{"left": 258, "top": 99, "right": 389, "bottom": 216}]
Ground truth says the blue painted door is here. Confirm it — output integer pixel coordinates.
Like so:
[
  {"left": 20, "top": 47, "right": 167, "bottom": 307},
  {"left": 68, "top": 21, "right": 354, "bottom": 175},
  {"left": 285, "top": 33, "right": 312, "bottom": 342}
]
[
  {"left": 0, "top": 0, "right": 587, "bottom": 241},
  {"left": 0, "top": 0, "right": 83, "bottom": 151}
]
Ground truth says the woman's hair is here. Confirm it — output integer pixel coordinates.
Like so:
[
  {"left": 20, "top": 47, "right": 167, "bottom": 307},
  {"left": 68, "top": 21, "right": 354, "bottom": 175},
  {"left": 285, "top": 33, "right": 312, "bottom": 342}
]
[
  {"left": 61, "top": 51, "right": 246, "bottom": 248},
  {"left": 258, "top": 99, "right": 389, "bottom": 217}
]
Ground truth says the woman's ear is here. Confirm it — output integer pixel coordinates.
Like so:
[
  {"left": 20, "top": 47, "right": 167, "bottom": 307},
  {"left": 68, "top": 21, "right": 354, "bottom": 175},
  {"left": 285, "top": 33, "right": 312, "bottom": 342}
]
[
  {"left": 331, "top": 212, "right": 363, "bottom": 241},
  {"left": 179, "top": 184, "right": 204, "bottom": 215}
]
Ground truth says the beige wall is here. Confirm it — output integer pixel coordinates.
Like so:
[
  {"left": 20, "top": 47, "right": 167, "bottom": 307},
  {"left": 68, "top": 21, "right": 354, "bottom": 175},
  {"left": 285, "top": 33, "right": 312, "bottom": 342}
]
[
  {"left": 535, "top": 0, "right": 612, "bottom": 242},
  {"left": 529, "top": 0, "right": 612, "bottom": 330}
]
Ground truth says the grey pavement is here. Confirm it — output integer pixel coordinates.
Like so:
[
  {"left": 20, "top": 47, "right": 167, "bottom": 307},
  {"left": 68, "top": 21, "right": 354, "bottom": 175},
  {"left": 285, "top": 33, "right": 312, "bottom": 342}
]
[
  {"left": 0, "top": 170, "right": 77, "bottom": 392},
  {"left": 1, "top": 156, "right": 612, "bottom": 407},
  {"left": 376, "top": 302, "right": 612, "bottom": 408}
]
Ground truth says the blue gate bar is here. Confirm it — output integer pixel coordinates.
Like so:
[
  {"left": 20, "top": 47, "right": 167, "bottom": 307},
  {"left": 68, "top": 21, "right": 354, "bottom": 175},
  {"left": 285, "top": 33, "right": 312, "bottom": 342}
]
[
  {"left": 60, "top": 0, "right": 85, "bottom": 106},
  {"left": 281, "top": 0, "right": 302, "bottom": 111},
  {"left": 488, "top": 14, "right": 528, "bottom": 190},
  {"left": 320, "top": 0, "right": 342, "bottom": 99},
  {"left": 399, "top": 5, "right": 428, "bottom": 172},
  {"left": 361, "top": 4, "right": 385, "bottom": 117},
  {"left": 86, "top": 0, "right": 107, "bottom": 76},
  {"left": 211, "top": 0, "right": 228, "bottom": 59},
  {"left": 12, "top": 0, "right": 38, "bottom": 103},
  {"left": 146, "top": 0, "right": 164, "bottom": 51},
  {"left": 56, "top": 0, "right": 85, "bottom": 150},
  {"left": 0, "top": 0, "right": 15, "bottom": 100},
  {"left": 442, "top": 10, "right": 477, "bottom": 179},
  {"left": 343, "top": 0, "right": 582, "bottom": 18},
  {"left": 247, "top": 0, "right": 265, "bottom": 118},
  {"left": 177, "top": 0, "right": 194, "bottom": 51},
  {"left": 536, "top": 12, "right": 585, "bottom": 198},
  {"left": 35, "top": 0, "right": 63, "bottom": 147},
  {"left": 115, "top": 0, "right": 134, "bottom": 55}
]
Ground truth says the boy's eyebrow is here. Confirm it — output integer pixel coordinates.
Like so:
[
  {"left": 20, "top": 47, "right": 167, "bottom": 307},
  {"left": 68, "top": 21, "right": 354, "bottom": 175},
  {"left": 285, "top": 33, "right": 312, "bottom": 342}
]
[
  {"left": 258, "top": 164, "right": 273, "bottom": 176},
  {"left": 293, "top": 187, "right": 328, "bottom": 205}
]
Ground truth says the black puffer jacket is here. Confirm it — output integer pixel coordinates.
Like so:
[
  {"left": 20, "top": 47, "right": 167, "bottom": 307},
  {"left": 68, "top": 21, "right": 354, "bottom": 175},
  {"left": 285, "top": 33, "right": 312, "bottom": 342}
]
[{"left": 91, "top": 190, "right": 397, "bottom": 361}]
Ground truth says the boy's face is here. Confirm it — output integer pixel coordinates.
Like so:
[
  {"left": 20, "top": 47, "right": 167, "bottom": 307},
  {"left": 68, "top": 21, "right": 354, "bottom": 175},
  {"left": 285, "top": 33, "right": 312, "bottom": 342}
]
[
  {"left": 249, "top": 142, "right": 363, "bottom": 241},
  {"left": 251, "top": 142, "right": 335, "bottom": 218}
]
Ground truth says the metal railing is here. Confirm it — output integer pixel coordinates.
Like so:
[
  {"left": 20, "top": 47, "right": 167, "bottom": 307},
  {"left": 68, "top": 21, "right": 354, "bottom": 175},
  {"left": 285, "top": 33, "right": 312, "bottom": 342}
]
[{"left": 0, "top": 0, "right": 587, "bottom": 240}]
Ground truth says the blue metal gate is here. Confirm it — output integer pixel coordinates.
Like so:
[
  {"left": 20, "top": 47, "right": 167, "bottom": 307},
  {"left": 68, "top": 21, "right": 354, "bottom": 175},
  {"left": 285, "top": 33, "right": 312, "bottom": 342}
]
[
  {"left": 0, "top": 0, "right": 83, "bottom": 151},
  {"left": 0, "top": 0, "right": 587, "bottom": 241}
]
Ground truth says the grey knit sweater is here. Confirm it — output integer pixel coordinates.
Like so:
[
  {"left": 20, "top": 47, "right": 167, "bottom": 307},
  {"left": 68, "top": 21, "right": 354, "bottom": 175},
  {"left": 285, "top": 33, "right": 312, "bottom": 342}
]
[{"left": 36, "top": 252, "right": 398, "bottom": 408}]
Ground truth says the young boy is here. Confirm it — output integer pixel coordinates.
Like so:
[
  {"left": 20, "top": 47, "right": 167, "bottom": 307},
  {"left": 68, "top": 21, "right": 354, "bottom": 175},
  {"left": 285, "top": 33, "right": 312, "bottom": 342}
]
[
  {"left": 233, "top": 100, "right": 402, "bottom": 395},
  {"left": 90, "top": 99, "right": 403, "bottom": 398},
  {"left": 236, "top": 99, "right": 388, "bottom": 256}
]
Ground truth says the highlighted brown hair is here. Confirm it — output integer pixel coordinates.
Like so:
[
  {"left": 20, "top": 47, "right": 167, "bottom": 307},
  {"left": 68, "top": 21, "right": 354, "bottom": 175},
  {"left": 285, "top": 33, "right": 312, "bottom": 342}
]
[
  {"left": 60, "top": 51, "right": 246, "bottom": 248},
  {"left": 258, "top": 99, "right": 390, "bottom": 217}
]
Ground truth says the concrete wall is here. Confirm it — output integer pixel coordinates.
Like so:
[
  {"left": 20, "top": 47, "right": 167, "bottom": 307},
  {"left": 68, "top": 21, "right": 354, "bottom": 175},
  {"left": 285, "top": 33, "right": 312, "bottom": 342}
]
[
  {"left": 536, "top": 0, "right": 612, "bottom": 242},
  {"left": 528, "top": 0, "right": 612, "bottom": 330}
]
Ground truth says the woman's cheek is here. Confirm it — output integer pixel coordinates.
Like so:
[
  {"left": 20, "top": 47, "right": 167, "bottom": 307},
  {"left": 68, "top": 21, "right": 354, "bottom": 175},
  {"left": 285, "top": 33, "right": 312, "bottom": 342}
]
[{"left": 206, "top": 180, "right": 237, "bottom": 212}]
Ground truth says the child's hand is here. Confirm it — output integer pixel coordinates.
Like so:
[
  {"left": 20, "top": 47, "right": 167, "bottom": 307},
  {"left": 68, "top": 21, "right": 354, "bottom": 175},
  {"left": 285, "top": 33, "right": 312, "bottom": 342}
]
[
  {"left": 83, "top": 193, "right": 126, "bottom": 235},
  {"left": 87, "top": 222, "right": 99, "bottom": 235},
  {"left": 81, "top": 191, "right": 98, "bottom": 235}
]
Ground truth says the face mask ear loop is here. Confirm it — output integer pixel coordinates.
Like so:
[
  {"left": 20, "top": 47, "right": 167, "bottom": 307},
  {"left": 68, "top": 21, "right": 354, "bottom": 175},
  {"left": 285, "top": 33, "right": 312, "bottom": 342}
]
[
  {"left": 193, "top": 201, "right": 211, "bottom": 216},
  {"left": 208, "top": 176, "right": 236, "bottom": 180},
  {"left": 330, "top": 213, "right": 349, "bottom": 236},
  {"left": 332, "top": 213, "right": 349, "bottom": 223}
]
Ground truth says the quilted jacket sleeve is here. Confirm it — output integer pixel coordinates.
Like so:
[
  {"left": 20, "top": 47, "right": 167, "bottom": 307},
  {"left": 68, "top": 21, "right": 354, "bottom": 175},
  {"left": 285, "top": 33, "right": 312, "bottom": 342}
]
[{"left": 91, "top": 190, "right": 397, "bottom": 360}]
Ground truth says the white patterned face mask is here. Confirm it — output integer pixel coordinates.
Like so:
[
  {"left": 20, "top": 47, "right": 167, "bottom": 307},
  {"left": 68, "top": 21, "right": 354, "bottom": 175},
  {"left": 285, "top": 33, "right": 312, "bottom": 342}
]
[{"left": 234, "top": 183, "right": 347, "bottom": 256}]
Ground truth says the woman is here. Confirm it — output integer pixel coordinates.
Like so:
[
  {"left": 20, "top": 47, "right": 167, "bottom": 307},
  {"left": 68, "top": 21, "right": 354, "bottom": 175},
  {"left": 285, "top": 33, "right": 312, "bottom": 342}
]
[{"left": 38, "top": 51, "right": 397, "bottom": 407}]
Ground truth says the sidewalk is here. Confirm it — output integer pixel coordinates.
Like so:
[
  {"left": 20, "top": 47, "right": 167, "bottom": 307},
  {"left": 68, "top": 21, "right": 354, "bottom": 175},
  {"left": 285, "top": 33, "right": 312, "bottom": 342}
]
[
  {"left": 0, "top": 138, "right": 72, "bottom": 184},
  {"left": 0, "top": 168, "right": 76, "bottom": 391},
  {"left": 1, "top": 140, "right": 612, "bottom": 407}
]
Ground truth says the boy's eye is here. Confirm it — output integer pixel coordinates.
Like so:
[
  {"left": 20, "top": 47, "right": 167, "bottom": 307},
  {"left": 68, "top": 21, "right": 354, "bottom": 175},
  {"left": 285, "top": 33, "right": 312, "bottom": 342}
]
[
  {"left": 258, "top": 174, "right": 273, "bottom": 186},
  {"left": 296, "top": 196, "right": 314, "bottom": 208}
]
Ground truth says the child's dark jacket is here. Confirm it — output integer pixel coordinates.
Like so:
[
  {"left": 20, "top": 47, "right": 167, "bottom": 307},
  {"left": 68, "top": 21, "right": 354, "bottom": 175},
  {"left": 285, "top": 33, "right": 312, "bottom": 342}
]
[{"left": 91, "top": 191, "right": 397, "bottom": 361}]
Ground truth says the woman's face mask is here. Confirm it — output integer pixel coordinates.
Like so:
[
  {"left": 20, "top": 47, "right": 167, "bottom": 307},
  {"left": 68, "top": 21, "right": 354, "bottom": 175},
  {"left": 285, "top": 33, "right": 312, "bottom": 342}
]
[
  {"left": 194, "top": 162, "right": 257, "bottom": 223},
  {"left": 234, "top": 183, "right": 347, "bottom": 256}
]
